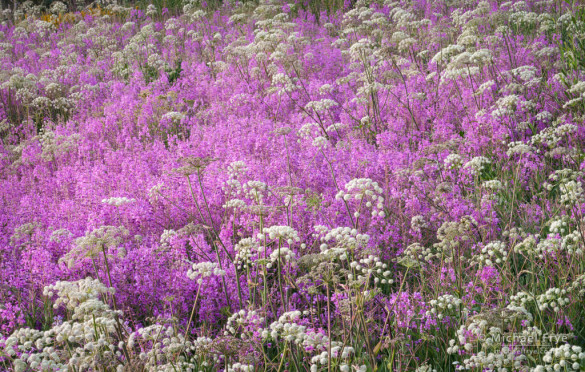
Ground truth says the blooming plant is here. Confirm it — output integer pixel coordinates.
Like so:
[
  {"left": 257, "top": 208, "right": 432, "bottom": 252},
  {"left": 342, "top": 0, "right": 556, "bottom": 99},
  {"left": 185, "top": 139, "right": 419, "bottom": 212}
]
[{"left": 2, "top": 0, "right": 585, "bottom": 370}]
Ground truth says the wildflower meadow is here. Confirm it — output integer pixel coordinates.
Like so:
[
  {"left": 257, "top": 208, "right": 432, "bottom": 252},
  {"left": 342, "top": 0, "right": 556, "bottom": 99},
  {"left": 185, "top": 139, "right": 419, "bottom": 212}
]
[{"left": 1, "top": 0, "right": 585, "bottom": 370}]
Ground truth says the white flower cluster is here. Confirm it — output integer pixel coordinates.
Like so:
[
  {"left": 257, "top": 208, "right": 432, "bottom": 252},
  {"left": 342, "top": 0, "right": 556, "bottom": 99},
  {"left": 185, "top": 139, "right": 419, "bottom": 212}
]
[
  {"left": 260, "top": 225, "right": 300, "bottom": 244},
  {"left": 184, "top": 5, "right": 206, "bottom": 22},
  {"left": 304, "top": 99, "right": 339, "bottom": 114},
  {"left": 347, "top": 37, "right": 376, "bottom": 64},
  {"left": 482, "top": 180, "right": 503, "bottom": 192},
  {"left": 225, "top": 309, "right": 265, "bottom": 339},
  {"left": 223, "top": 198, "right": 247, "bottom": 210},
  {"left": 162, "top": 111, "right": 186, "bottom": 123},
  {"left": 312, "top": 136, "right": 330, "bottom": 150},
  {"left": 536, "top": 287, "right": 569, "bottom": 312},
  {"left": 314, "top": 226, "right": 370, "bottom": 260},
  {"left": 563, "top": 80, "right": 585, "bottom": 108},
  {"left": 147, "top": 53, "right": 166, "bottom": 71},
  {"left": 50, "top": 1, "right": 67, "bottom": 14},
  {"left": 227, "top": 160, "right": 248, "bottom": 178},
  {"left": 3, "top": 278, "right": 126, "bottom": 372},
  {"left": 159, "top": 229, "right": 177, "bottom": 250},
  {"left": 236, "top": 228, "right": 299, "bottom": 270},
  {"left": 242, "top": 180, "right": 268, "bottom": 203},
  {"left": 38, "top": 130, "right": 81, "bottom": 161},
  {"left": 531, "top": 118, "right": 577, "bottom": 149},
  {"left": 101, "top": 196, "right": 136, "bottom": 206},
  {"left": 146, "top": 4, "right": 157, "bottom": 16},
  {"left": 296, "top": 122, "right": 330, "bottom": 149},
  {"left": 299, "top": 328, "right": 334, "bottom": 353},
  {"left": 298, "top": 122, "right": 319, "bottom": 141},
  {"left": 514, "top": 235, "right": 538, "bottom": 256},
  {"left": 129, "top": 324, "right": 196, "bottom": 371},
  {"left": 221, "top": 162, "right": 249, "bottom": 208},
  {"left": 463, "top": 156, "right": 491, "bottom": 176},
  {"left": 43, "top": 277, "right": 115, "bottom": 309},
  {"left": 544, "top": 169, "right": 583, "bottom": 193},
  {"left": 9, "top": 222, "right": 37, "bottom": 247},
  {"left": 310, "top": 345, "right": 355, "bottom": 371},
  {"left": 504, "top": 227, "right": 529, "bottom": 243},
  {"left": 44, "top": 82, "right": 63, "bottom": 98},
  {"left": 164, "top": 17, "right": 179, "bottom": 31},
  {"left": 234, "top": 237, "right": 260, "bottom": 270},
  {"left": 509, "top": 291, "right": 536, "bottom": 308},
  {"left": 326, "top": 122, "right": 345, "bottom": 133},
  {"left": 49, "top": 228, "right": 72, "bottom": 243},
  {"left": 426, "top": 294, "right": 462, "bottom": 320},
  {"left": 121, "top": 21, "right": 135, "bottom": 32},
  {"left": 348, "top": 255, "right": 392, "bottom": 286},
  {"left": 60, "top": 225, "right": 129, "bottom": 268},
  {"left": 444, "top": 154, "right": 463, "bottom": 170},
  {"left": 535, "top": 110, "right": 553, "bottom": 123},
  {"left": 461, "top": 345, "right": 528, "bottom": 371},
  {"left": 6, "top": 314, "right": 123, "bottom": 371},
  {"left": 510, "top": 65, "right": 540, "bottom": 86},
  {"left": 431, "top": 44, "right": 465, "bottom": 64},
  {"left": 535, "top": 234, "right": 564, "bottom": 259},
  {"left": 506, "top": 141, "right": 535, "bottom": 156},
  {"left": 410, "top": 215, "right": 429, "bottom": 233},
  {"left": 227, "top": 363, "right": 255, "bottom": 372},
  {"left": 415, "top": 364, "right": 437, "bottom": 372},
  {"left": 148, "top": 182, "right": 164, "bottom": 202},
  {"left": 534, "top": 344, "right": 585, "bottom": 372},
  {"left": 472, "top": 241, "right": 508, "bottom": 268},
  {"left": 493, "top": 94, "right": 521, "bottom": 117},
  {"left": 568, "top": 273, "right": 585, "bottom": 297},
  {"left": 474, "top": 80, "right": 496, "bottom": 96},
  {"left": 506, "top": 305, "right": 534, "bottom": 322},
  {"left": 268, "top": 247, "right": 296, "bottom": 269},
  {"left": 191, "top": 335, "right": 214, "bottom": 354},
  {"left": 335, "top": 178, "right": 385, "bottom": 218},
  {"left": 263, "top": 310, "right": 303, "bottom": 340},
  {"left": 398, "top": 242, "right": 434, "bottom": 267},
  {"left": 559, "top": 180, "right": 584, "bottom": 205},
  {"left": 271, "top": 72, "right": 300, "bottom": 95},
  {"left": 448, "top": 306, "right": 533, "bottom": 357},
  {"left": 441, "top": 65, "right": 480, "bottom": 83},
  {"left": 263, "top": 311, "right": 334, "bottom": 353},
  {"left": 433, "top": 215, "right": 478, "bottom": 263},
  {"left": 187, "top": 262, "right": 226, "bottom": 284},
  {"left": 545, "top": 218, "right": 583, "bottom": 254}
]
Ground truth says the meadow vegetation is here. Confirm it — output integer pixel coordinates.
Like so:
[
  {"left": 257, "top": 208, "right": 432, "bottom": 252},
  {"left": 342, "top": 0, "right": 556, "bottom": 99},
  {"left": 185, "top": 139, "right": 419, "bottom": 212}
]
[{"left": 1, "top": 0, "right": 585, "bottom": 371}]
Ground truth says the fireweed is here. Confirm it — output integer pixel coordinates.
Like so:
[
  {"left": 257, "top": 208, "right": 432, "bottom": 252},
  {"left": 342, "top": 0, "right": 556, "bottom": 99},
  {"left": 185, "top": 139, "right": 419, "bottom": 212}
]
[{"left": 2, "top": 0, "right": 585, "bottom": 371}]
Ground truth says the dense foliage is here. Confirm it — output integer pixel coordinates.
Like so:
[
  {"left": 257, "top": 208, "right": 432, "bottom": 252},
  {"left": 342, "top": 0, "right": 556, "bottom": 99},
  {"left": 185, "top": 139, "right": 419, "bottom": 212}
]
[{"left": 1, "top": 0, "right": 585, "bottom": 370}]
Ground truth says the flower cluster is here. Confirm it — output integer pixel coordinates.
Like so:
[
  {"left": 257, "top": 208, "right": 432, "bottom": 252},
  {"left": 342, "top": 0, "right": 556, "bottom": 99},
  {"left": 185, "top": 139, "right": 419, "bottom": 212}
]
[
  {"left": 535, "top": 344, "right": 585, "bottom": 372},
  {"left": 463, "top": 156, "right": 491, "bottom": 176},
  {"left": 536, "top": 287, "right": 569, "bottom": 312},
  {"left": 348, "top": 254, "right": 392, "bottom": 286},
  {"left": 187, "top": 262, "right": 226, "bottom": 284},
  {"left": 426, "top": 294, "right": 463, "bottom": 320},
  {"left": 335, "top": 178, "right": 385, "bottom": 219},
  {"left": 101, "top": 196, "right": 136, "bottom": 206},
  {"left": 472, "top": 241, "right": 508, "bottom": 268},
  {"left": 224, "top": 309, "right": 265, "bottom": 339},
  {"left": 314, "top": 226, "right": 370, "bottom": 260}
]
